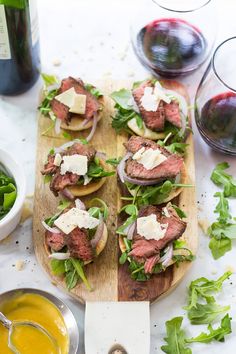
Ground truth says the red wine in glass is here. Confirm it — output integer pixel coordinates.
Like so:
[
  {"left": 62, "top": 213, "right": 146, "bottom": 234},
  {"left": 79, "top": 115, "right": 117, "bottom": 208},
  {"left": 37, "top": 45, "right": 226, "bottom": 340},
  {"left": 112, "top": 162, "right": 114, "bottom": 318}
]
[
  {"left": 136, "top": 18, "right": 207, "bottom": 77},
  {"left": 197, "top": 92, "right": 236, "bottom": 151}
]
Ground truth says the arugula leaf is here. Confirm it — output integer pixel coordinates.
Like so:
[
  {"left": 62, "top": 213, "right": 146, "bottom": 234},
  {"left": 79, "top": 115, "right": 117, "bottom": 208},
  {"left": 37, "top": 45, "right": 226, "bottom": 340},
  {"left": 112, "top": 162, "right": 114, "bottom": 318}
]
[
  {"left": 38, "top": 89, "right": 58, "bottom": 116},
  {"left": 117, "top": 204, "right": 138, "bottom": 235},
  {"left": 172, "top": 205, "right": 187, "bottom": 219},
  {"left": 87, "top": 161, "right": 115, "bottom": 179},
  {"left": 62, "top": 131, "right": 73, "bottom": 140},
  {"left": 88, "top": 198, "right": 109, "bottom": 220},
  {"left": 166, "top": 142, "right": 189, "bottom": 155},
  {"left": 214, "top": 192, "right": 231, "bottom": 221},
  {"left": 186, "top": 272, "right": 232, "bottom": 310},
  {"left": 128, "top": 181, "right": 192, "bottom": 207},
  {"left": 186, "top": 314, "right": 232, "bottom": 343},
  {"left": 71, "top": 258, "right": 91, "bottom": 291},
  {"left": 50, "top": 259, "right": 66, "bottom": 275},
  {"left": 0, "top": 170, "right": 17, "bottom": 220},
  {"left": 187, "top": 302, "right": 230, "bottom": 324},
  {"left": 111, "top": 88, "right": 143, "bottom": 133},
  {"left": 208, "top": 221, "right": 236, "bottom": 259},
  {"left": 111, "top": 89, "right": 133, "bottom": 109},
  {"left": 105, "top": 157, "right": 122, "bottom": 166},
  {"left": 211, "top": 162, "right": 236, "bottom": 197},
  {"left": 84, "top": 83, "right": 103, "bottom": 98},
  {"left": 209, "top": 236, "right": 232, "bottom": 260},
  {"left": 41, "top": 73, "right": 58, "bottom": 87},
  {"left": 161, "top": 317, "right": 192, "bottom": 354}
]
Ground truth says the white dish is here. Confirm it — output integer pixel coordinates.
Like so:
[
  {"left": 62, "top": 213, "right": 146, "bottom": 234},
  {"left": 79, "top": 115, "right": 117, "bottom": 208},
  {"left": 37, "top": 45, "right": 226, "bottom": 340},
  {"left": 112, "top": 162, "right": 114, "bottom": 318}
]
[{"left": 0, "top": 149, "right": 26, "bottom": 240}]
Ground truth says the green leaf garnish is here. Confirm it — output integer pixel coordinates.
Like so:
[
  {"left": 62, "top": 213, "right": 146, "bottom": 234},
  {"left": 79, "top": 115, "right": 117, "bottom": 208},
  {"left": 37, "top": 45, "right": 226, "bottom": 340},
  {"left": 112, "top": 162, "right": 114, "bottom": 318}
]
[
  {"left": 211, "top": 162, "right": 236, "bottom": 197},
  {"left": 161, "top": 317, "right": 192, "bottom": 354}
]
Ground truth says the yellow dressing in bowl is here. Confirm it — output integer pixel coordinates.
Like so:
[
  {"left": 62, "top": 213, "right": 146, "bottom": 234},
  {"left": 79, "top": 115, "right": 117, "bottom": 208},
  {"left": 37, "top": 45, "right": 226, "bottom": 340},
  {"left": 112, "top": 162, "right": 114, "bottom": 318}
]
[{"left": 0, "top": 293, "right": 69, "bottom": 354}]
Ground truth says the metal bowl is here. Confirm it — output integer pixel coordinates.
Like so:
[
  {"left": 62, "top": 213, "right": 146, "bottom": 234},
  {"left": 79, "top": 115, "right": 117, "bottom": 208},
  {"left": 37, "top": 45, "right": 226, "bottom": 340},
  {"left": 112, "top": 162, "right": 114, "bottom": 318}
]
[{"left": 0, "top": 288, "right": 79, "bottom": 354}]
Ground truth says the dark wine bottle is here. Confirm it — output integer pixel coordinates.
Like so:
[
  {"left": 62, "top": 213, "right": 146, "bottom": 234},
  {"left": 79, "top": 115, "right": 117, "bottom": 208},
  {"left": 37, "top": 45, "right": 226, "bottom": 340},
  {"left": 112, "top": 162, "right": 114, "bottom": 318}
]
[{"left": 0, "top": 0, "right": 40, "bottom": 95}]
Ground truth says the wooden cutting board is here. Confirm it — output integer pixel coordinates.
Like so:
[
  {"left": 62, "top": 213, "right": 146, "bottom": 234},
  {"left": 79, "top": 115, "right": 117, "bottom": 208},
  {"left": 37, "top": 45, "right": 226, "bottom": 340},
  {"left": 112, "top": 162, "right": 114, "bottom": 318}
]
[{"left": 33, "top": 79, "right": 198, "bottom": 303}]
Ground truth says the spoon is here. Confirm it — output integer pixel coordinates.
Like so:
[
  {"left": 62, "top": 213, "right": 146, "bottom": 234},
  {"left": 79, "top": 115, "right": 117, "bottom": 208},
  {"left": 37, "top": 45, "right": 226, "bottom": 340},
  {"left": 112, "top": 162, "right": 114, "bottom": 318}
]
[{"left": 0, "top": 311, "right": 60, "bottom": 354}]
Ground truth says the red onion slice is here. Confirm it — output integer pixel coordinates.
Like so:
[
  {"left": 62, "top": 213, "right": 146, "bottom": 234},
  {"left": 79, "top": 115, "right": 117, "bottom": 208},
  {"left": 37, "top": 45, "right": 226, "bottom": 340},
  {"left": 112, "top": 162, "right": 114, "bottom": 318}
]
[
  {"left": 127, "top": 221, "right": 136, "bottom": 240},
  {"left": 117, "top": 152, "right": 163, "bottom": 186},
  {"left": 95, "top": 151, "right": 107, "bottom": 160},
  {"left": 49, "top": 252, "right": 71, "bottom": 260},
  {"left": 75, "top": 198, "right": 86, "bottom": 210},
  {"left": 82, "top": 117, "right": 91, "bottom": 127},
  {"left": 86, "top": 114, "right": 98, "bottom": 142},
  {"left": 117, "top": 153, "right": 132, "bottom": 183},
  {"left": 91, "top": 217, "right": 104, "bottom": 250},
  {"left": 54, "top": 140, "right": 76, "bottom": 153},
  {"left": 55, "top": 118, "right": 61, "bottom": 135},
  {"left": 159, "top": 244, "right": 173, "bottom": 267},
  {"left": 42, "top": 221, "right": 61, "bottom": 234},
  {"left": 60, "top": 188, "right": 74, "bottom": 200}
]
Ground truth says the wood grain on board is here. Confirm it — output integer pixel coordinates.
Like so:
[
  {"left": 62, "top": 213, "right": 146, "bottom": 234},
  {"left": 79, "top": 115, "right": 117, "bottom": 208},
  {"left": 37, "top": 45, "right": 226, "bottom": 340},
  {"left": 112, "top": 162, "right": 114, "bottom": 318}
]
[{"left": 33, "top": 79, "right": 198, "bottom": 303}]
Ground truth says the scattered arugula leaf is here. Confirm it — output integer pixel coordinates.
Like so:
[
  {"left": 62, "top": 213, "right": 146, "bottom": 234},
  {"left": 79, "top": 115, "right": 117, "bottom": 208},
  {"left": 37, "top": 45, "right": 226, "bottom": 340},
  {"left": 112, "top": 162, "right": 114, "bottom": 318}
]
[
  {"left": 211, "top": 162, "right": 236, "bottom": 197},
  {"left": 214, "top": 192, "right": 231, "bottom": 222},
  {"left": 208, "top": 221, "right": 236, "bottom": 259},
  {"left": 187, "top": 302, "right": 230, "bottom": 324},
  {"left": 38, "top": 89, "right": 58, "bottom": 116},
  {"left": 106, "top": 157, "right": 122, "bottom": 166},
  {"left": 186, "top": 314, "right": 232, "bottom": 343},
  {"left": 161, "top": 317, "right": 192, "bottom": 354},
  {"left": 185, "top": 272, "right": 232, "bottom": 311}
]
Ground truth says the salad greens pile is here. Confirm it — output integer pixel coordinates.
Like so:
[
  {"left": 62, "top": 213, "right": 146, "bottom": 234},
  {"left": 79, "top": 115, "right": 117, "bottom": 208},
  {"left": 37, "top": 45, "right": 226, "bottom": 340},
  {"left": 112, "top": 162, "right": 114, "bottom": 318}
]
[
  {"left": 161, "top": 272, "right": 232, "bottom": 353},
  {"left": 207, "top": 162, "right": 236, "bottom": 259},
  {"left": 47, "top": 199, "right": 108, "bottom": 291},
  {"left": 0, "top": 167, "right": 17, "bottom": 221}
]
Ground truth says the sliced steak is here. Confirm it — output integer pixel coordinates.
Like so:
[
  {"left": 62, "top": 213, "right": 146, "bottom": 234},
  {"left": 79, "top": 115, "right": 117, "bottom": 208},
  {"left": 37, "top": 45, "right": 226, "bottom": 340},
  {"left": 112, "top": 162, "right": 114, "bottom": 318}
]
[
  {"left": 51, "top": 76, "right": 99, "bottom": 124},
  {"left": 42, "top": 142, "right": 96, "bottom": 177},
  {"left": 132, "top": 80, "right": 165, "bottom": 131},
  {"left": 124, "top": 136, "right": 183, "bottom": 181},
  {"left": 126, "top": 154, "right": 183, "bottom": 181},
  {"left": 41, "top": 154, "right": 59, "bottom": 175},
  {"left": 129, "top": 204, "right": 187, "bottom": 273},
  {"left": 50, "top": 172, "right": 79, "bottom": 196},
  {"left": 66, "top": 142, "right": 96, "bottom": 161},
  {"left": 144, "top": 254, "right": 160, "bottom": 274},
  {"left": 66, "top": 227, "right": 93, "bottom": 261},
  {"left": 45, "top": 230, "right": 66, "bottom": 252},
  {"left": 164, "top": 101, "right": 182, "bottom": 128},
  {"left": 125, "top": 136, "right": 168, "bottom": 154}
]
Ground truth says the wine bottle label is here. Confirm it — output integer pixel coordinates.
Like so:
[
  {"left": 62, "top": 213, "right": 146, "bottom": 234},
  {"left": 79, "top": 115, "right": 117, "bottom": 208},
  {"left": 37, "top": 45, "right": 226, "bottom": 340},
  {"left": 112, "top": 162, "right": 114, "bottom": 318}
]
[
  {"left": 29, "top": 0, "right": 39, "bottom": 47},
  {"left": 0, "top": 5, "right": 11, "bottom": 60}
]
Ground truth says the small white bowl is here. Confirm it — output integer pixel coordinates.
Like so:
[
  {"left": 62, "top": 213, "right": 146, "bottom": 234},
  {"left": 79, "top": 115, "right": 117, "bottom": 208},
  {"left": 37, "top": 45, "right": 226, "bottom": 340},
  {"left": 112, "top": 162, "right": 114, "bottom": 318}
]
[{"left": 0, "top": 149, "right": 26, "bottom": 240}]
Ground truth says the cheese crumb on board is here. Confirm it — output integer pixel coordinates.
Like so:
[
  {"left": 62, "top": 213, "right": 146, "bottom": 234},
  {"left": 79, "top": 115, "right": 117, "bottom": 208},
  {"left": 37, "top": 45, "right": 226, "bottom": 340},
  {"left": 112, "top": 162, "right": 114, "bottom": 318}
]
[
  {"left": 137, "top": 214, "right": 168, "bottom": 241},
  {"left": 15, "top": 260, "right": 25, "bottom": 271},
  {"left": 198, "top": 218, "right": 210, "bottom": 234},
  {"left": 133, "top": 147, "right": 167, "bottom": 170},
  {"left": 54, "top": 208, "right": 100, "bottom": 235},
  {"left": 60, "top": 154, "right": 88, "bottom": 176}
]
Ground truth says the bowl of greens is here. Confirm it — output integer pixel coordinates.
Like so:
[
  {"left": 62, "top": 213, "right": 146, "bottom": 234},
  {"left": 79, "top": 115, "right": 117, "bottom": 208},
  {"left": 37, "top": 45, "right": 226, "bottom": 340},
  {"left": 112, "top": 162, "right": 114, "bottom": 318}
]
[{"left": 0, "top": 149, "right": 26, "bottom": 240}]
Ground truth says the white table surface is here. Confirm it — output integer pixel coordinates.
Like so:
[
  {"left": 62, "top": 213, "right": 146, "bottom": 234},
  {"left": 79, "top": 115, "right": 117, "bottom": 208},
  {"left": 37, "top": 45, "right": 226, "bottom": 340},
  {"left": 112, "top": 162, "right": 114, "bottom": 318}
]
[{"left": 1, "top": 0, "right": 236, "bottom": 353}]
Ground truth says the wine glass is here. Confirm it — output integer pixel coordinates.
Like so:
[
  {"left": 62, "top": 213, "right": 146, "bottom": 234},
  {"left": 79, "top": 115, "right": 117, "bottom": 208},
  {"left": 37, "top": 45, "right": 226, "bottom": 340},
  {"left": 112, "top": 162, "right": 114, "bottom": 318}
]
[
  {"left": 195, "top": 37, "right": 236, "bottom": 155},
  {"left": 131, "top": 0, "right": 217, "bottom": 77}
]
